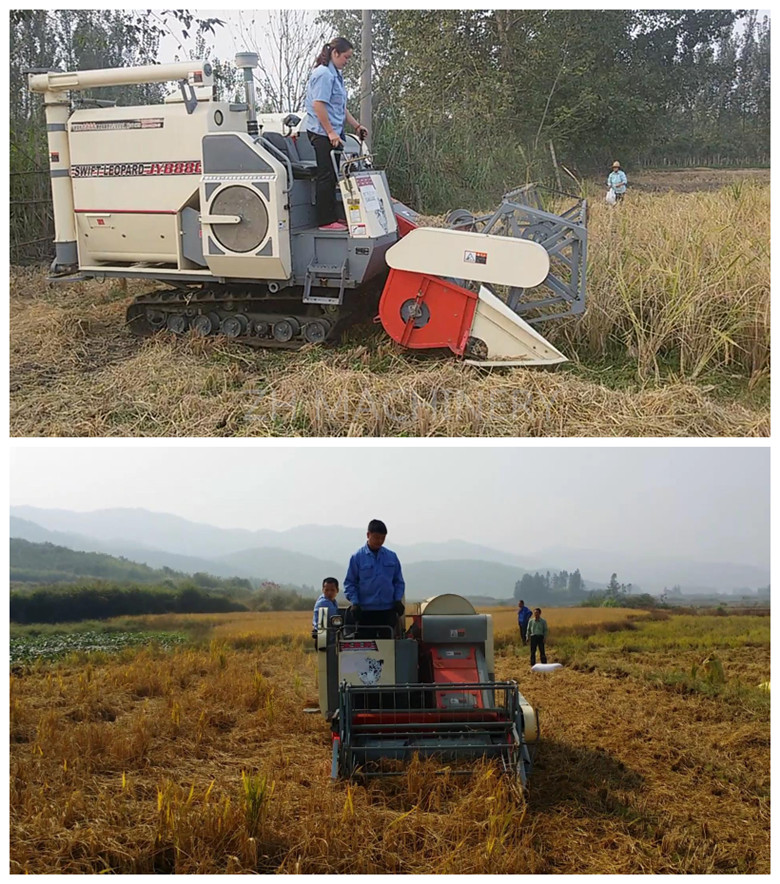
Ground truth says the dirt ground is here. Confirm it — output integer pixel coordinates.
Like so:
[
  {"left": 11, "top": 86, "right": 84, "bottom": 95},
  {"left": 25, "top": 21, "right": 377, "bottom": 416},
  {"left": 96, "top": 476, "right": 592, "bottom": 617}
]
[{"left": 617, "top": 166, "right": 770, "bottom": 193}]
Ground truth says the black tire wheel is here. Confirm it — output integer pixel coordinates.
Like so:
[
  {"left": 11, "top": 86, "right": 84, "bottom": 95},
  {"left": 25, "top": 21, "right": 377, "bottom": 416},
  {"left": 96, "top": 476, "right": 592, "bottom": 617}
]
[
  {"left": 166, "top": 314, "right": 189, "bottom": 334},
  {"left": 273, "top": 317, "right": 301, "bottom": 343},
  {"left": 221, "top": 314, "right": 249, "bottom": 338},
  {"left": 303, "top": 319, "right": 330, "bottom": 344}
]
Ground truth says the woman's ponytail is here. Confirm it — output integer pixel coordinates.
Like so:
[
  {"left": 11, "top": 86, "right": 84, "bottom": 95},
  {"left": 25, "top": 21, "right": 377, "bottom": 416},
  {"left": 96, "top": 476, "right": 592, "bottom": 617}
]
[
  {"left": 314, "top": 36, "right": 354, "bottom": 67},
  {"left": 314, "top": 42, "right": 332, "bottom": 67}
]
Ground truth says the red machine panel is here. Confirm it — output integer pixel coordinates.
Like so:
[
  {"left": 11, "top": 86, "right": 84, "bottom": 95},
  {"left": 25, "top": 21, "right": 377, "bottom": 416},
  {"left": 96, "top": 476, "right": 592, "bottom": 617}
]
[
  {"left": 392, "top": 205, "right": 418, "bottom": 238},
  {"left": 378, "top": 269, "right": 478, "bottom": 355},
  {"left": 431, "top": 645, "right": 483, "bottom": 709}
]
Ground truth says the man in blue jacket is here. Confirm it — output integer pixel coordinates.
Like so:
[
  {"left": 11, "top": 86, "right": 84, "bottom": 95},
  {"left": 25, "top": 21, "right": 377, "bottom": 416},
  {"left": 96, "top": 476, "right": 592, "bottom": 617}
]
[
  {"left": 344, "top": 519, "right": 405, "bottom": 637},
  {"left": 517, "top": 599, "right": 532, "bottom": 646}
]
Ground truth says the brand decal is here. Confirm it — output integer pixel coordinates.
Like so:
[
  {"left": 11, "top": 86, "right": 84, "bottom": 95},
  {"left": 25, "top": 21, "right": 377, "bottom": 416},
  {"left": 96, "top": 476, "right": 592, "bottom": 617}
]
[
  {"left": 339, "top": 640, "right": 378, "bottom": 651},
  {"left": 71, "top": 160, "right": 201, "bottom": 178},
  {"left": 340, "top": 653, "right": 385, "bottom": 686},
  {"left": 71, "top": 118, "right": 165, "bottom": 132}
]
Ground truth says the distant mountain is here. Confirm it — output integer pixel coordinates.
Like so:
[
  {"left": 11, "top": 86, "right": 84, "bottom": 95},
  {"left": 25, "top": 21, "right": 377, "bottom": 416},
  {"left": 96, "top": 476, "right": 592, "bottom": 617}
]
[
  {"left": 217, "top": 547, "right": 346, "bottom": 589},
  {"left": 10, "top": 506, "right": 258, "bottom": 558},
  {"left": 402, "top": 559, "right": 522, "bottom": 601},
  {"left": 9, "top": 516, "right": 530, "bottom": 603},
  {"left": 9, "top": 516, "right": 330, "bottom": 588},
  {"left": 10, "top": 517, "right": 228, "bottom": 576},
  {"left": 10, "top": 537, "right": 187, "bottom": 584},
  {"left": 396, "top": 540, "right": 529, "bottom": 569},
  {"left": 11, "top": 506, "right": 767, "bottom": 597},
  {"left": 9, "top": 507, "right": 534, "bottom": 571},
  {"left": 10, "top": 516, "right": 129, "bottom": 555},
  {"left": 529, "top": 546, "right": 770, "bottom": 594}
]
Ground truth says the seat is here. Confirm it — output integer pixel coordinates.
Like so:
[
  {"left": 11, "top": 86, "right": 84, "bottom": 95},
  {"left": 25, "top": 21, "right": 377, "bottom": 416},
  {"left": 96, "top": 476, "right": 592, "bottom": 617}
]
[
  {"left": 293, "top": 131, "right": 317, "bottom": 162},
  {"left": 262, "top": 132, "right": 317, "bottom": 179}
]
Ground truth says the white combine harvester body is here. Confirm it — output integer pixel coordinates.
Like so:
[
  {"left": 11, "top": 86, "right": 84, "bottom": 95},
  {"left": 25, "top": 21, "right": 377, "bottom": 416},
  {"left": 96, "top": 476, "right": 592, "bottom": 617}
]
[
  {"left": 29, "top": 55, "right": 587, "bottom": 362},
  {"left": 315, "top": 592, "right": 539, "bottom": 784}
]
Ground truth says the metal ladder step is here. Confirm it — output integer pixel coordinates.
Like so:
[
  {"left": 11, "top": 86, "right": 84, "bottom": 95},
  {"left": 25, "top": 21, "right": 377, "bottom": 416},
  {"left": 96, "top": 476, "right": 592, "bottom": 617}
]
[
  {"left": 307, "top": 263, "right": 344, "bottom": 276},
  {"left": 303, "top": 258, "right": 348, "bottom": 305}
]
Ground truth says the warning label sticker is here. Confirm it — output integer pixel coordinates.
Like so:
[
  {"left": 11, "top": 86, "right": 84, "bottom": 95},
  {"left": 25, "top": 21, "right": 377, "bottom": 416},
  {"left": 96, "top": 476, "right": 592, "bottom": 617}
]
[{"left": 464, "top": 250, "right": 488, "bottom": 265}]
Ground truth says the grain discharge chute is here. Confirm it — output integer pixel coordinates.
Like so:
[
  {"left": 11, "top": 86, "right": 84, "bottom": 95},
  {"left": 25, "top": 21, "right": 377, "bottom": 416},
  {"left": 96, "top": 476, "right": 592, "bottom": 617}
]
[
  {"left": 29, "top": 54, "right": 587, "bottom": 365},
  {"left": 315, "top": 593, "right": 539, "bottom": 784}
]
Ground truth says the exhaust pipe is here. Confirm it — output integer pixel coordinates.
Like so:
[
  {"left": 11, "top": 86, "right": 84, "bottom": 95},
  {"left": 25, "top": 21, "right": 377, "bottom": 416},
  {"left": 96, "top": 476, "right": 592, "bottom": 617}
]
[{"left": 234, "top": 52, "right": 260, "bottom": 138}]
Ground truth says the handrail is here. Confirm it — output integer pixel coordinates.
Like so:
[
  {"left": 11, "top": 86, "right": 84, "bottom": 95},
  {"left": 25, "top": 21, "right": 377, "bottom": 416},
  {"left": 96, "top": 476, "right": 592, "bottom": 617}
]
[{"left": 259, "top": 137, "right": 293, "bottom": 194}]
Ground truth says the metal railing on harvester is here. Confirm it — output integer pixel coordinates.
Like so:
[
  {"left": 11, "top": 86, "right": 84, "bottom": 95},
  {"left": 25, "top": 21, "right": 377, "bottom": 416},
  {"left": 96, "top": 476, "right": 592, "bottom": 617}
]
[
  {"left": 333, "top": 680, "right": 535, "bottom": 783},
  {"left": 446, "top": 183, "right": 588, "bottom": 323}
]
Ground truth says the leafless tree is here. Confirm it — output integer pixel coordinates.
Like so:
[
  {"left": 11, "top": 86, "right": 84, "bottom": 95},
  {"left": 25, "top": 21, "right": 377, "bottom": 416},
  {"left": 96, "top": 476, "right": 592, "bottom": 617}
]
[{"left": 239, "top": 9, "right": 325, "bottom": 113}]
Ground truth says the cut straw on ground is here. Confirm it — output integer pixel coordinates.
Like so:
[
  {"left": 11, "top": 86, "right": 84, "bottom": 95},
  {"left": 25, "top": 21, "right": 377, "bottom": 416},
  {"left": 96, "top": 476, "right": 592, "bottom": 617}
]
[{"left": 9, "top": 609, "right": 769, "bottom": 873}]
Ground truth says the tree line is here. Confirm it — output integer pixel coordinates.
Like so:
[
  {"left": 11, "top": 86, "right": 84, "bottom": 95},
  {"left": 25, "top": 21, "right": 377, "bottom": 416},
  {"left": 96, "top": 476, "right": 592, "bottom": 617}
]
[
  {"left": 513, "top": 569, "right": 587, "bottom": 605},
  {"left": 513, "top": 569, "right": 663, "bottom": 609},
  {"left": 9, "top": 579, "right": 317, "bottom": 624},
  {"left": 9, "top": 9, "right": 771, "bottom": 257},
  {"left": 581, "top": 573, "right": 659, "bottom": 609},
  {"left": 320, "top": 9, "right": 769, "bottom": 208},
  {"left": 9, "top": 583, "right": 245, "bottom": 624}
]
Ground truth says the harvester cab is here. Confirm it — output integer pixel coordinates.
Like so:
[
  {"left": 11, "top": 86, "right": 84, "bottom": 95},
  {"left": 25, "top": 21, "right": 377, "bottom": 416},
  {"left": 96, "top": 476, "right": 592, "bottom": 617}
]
[
  {"left": 315, "top": 593, "right": 539, "bottom": 785},
  {"left": 29, "top": 53, "right": 587, "bottom": 364}
]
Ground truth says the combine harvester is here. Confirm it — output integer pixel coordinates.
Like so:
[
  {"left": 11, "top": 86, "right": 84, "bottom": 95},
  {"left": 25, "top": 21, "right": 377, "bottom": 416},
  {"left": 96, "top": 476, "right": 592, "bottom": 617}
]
[
  {"left": 314, "top": 593, "right": 539, "bottom": 785},
  {"left": 29, "top": 54, "right": 587, "bottom": 366}
]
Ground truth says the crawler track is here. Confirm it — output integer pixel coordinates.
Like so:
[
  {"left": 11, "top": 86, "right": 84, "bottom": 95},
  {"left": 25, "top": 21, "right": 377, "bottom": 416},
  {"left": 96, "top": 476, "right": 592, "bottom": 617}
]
[{"left": 126, "top": 283, "right": 378, "bottom": 348}]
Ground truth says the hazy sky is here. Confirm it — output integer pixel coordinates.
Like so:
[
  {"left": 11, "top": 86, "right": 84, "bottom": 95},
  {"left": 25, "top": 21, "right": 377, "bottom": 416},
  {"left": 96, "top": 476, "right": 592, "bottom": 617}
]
[{"left": 9, "top": 446, "right": 769, "bottom": 567}]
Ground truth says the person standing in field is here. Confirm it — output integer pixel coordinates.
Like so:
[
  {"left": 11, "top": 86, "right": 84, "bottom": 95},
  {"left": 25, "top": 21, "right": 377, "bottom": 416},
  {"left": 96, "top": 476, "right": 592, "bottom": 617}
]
[
  {"left": 528, "top": 607, "right": 549, "bottom": 665},
  {"left": 517, "top": 599, "right": 532, "bottom": 646},
  {"left": 344, "top": 519, "right": 405, "bottom": 637},
  {"left": 303, "top": 37, "right": 368, "bottom": 231},
  {"left": 607, "top": 161, "right": 628, "bottom": 202},
  {"left": 311, "top": 577, "right": 340, "bottom": 642}
]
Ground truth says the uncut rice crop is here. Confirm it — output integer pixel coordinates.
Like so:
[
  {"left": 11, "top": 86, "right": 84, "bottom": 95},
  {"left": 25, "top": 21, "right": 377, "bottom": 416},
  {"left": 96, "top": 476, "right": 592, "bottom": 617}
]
[{"left": 554, "top": 183, "right": 770, "bottom": 381}]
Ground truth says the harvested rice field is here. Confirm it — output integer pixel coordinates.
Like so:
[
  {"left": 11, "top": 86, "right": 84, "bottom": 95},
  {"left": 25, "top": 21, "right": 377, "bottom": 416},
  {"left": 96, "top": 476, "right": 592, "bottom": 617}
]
[
  {"left": 9, "top": 608, "right": 770, "bottom": 873},
  {"left": 9, "top": 179, "right": 769, "bottom": 437}
]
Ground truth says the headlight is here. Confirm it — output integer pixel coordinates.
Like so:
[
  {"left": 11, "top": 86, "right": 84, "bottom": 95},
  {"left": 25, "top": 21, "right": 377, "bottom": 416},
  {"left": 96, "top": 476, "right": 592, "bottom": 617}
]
[{"left": 330, "top": 615, "right": 344, "bottom": 627}]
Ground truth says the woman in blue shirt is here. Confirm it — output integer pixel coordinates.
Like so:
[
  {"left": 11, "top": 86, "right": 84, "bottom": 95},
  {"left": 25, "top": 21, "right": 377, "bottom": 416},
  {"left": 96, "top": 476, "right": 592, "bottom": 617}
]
[
  {"left": 607, "top": 161, "right": 628, "bottom": 202},
  {"left": 304, "top": 38, "right": 368, "bottom": 231}
]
